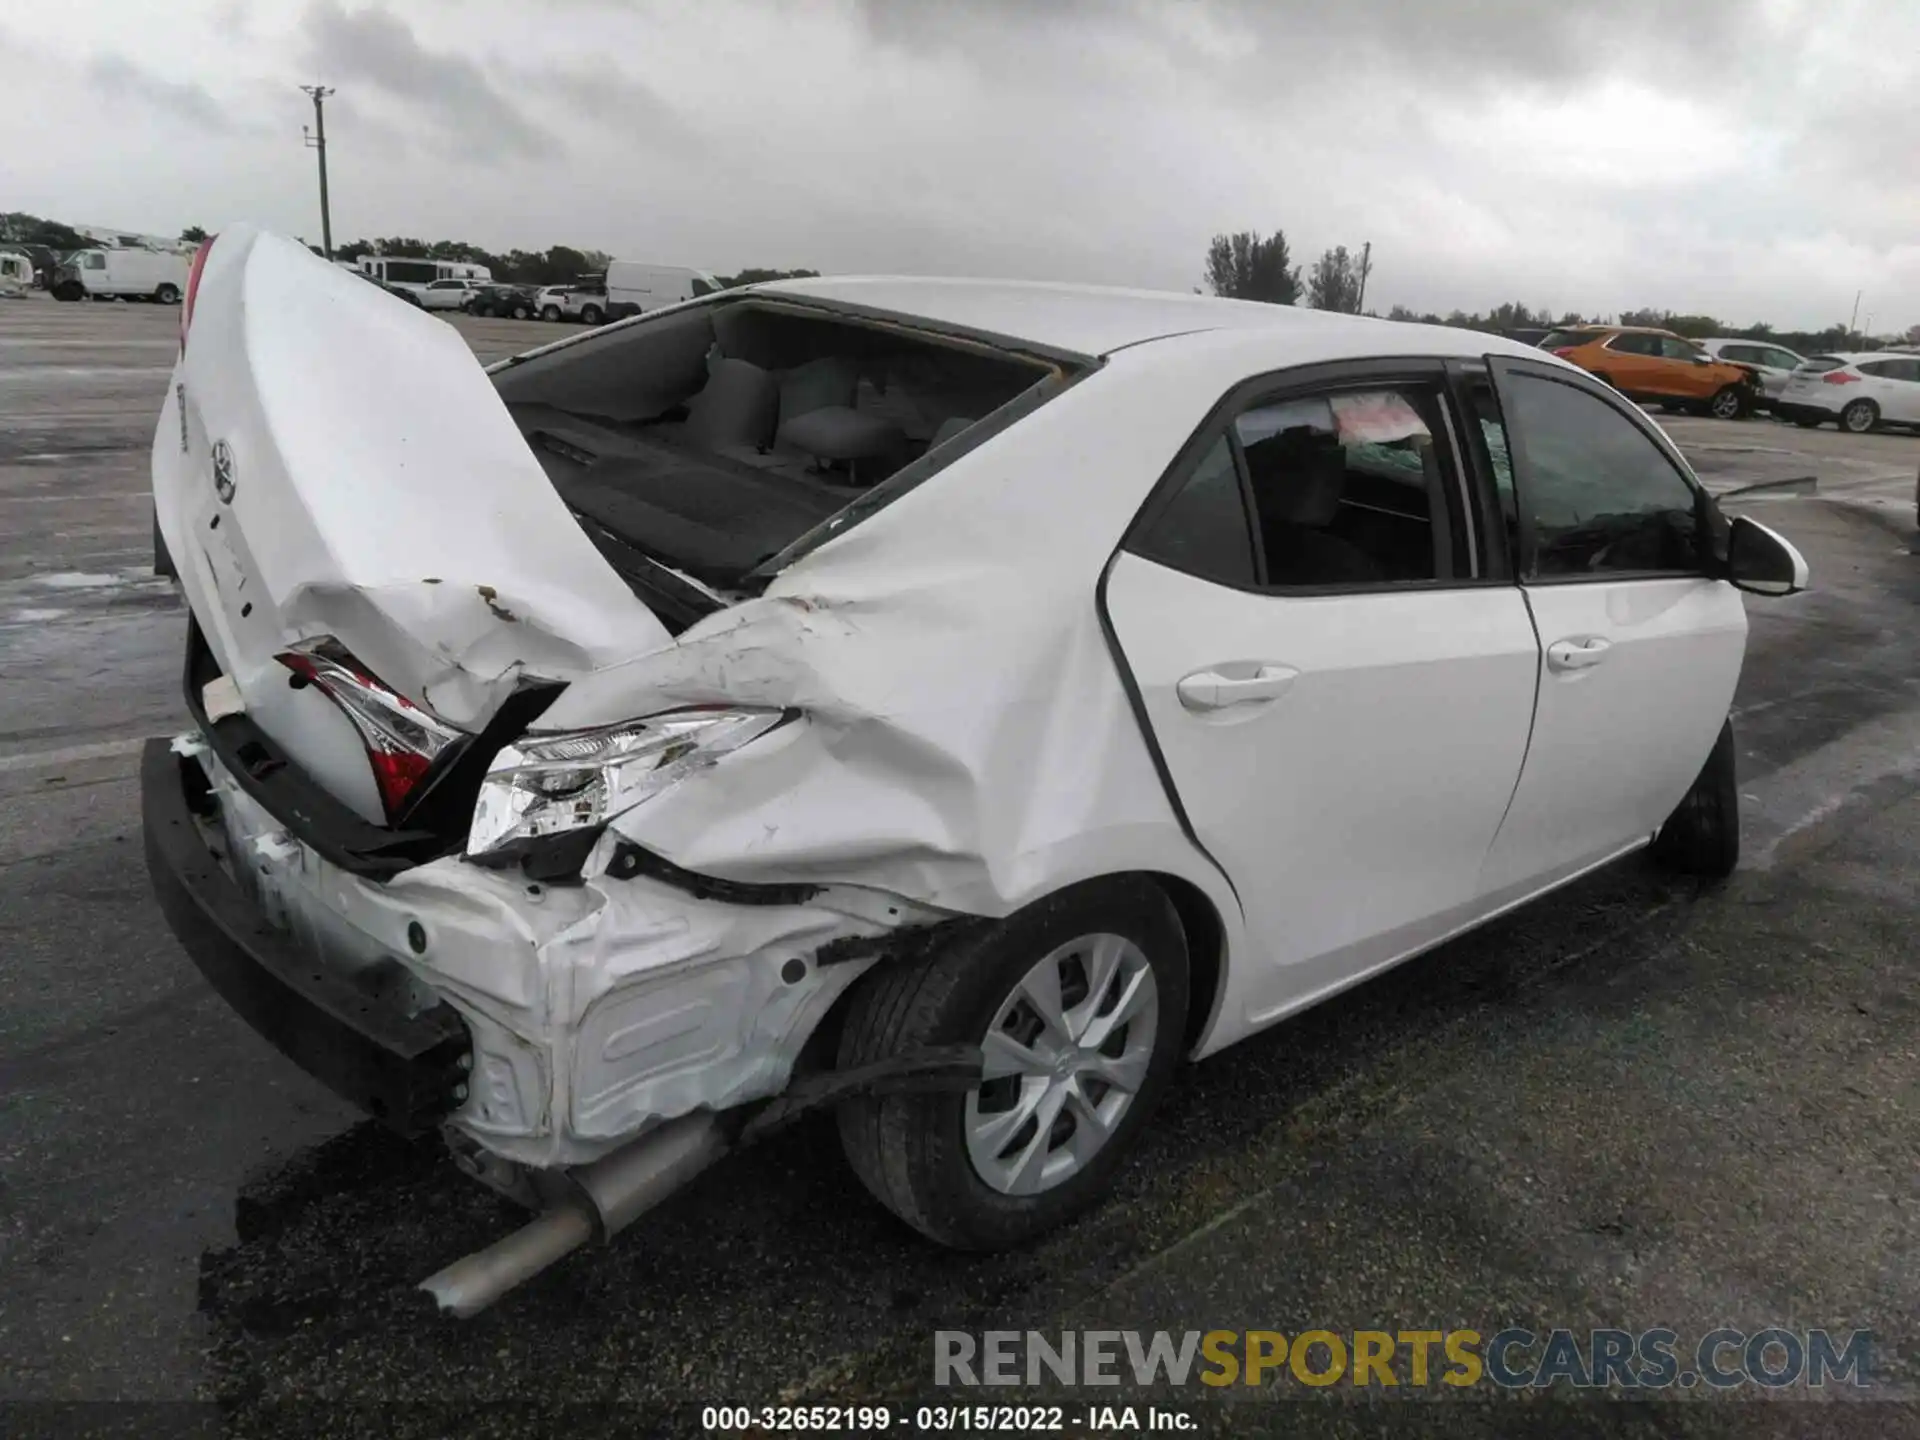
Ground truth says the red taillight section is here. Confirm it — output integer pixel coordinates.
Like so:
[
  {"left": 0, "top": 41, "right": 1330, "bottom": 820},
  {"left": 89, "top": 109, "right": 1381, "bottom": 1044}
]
[
  {"left": 1551, "top": 347, "right": 1578, "bottom": 357},
  {"left": 366, "top": 748, "right": 437, "bottom": 820},
  {"left": 1821, "top": 371, "right": 1860, "bottom": 385},
  {"left": 181, "top": 236, "right": 216, "bottom": 356},
  {"left": 275, "top": 638, "right": 462, "bottom": 823}
]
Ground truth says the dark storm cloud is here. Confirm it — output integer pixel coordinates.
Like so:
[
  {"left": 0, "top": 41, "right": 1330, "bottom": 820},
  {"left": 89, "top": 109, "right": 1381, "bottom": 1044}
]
[
  {"left": 303, "top": 0, "right": 558, "bottom": 161},
  {"left": 85, "top": 53, "right": 236, "bottom": 131},
  {"left": 852, "top": 0, "right": 1758, "bottom": 93}
]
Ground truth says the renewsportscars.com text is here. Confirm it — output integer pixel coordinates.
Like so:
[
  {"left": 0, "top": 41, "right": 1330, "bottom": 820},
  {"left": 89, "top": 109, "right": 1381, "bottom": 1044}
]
[{"left": 934, "top": 1328, "right": 1873, "bottom": 1391}]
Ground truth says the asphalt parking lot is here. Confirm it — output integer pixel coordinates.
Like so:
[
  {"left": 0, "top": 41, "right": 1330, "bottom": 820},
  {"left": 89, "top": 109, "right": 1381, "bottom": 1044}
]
[{"left": 3, "top": 295, "right": 1918, "bottom": 1436}]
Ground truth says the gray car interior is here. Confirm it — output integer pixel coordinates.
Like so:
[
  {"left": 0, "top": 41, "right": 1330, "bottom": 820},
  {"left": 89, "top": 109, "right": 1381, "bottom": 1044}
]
[{"left": 492, "top": 300, "right": 1051, "bottom": 607}]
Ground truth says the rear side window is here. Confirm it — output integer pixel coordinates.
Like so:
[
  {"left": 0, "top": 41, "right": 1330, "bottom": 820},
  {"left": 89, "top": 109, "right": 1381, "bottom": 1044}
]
[
  {"left": 1494, "top": 371, "right": 1703, "bottom": 579},
  {"left": 1541, "top": 330, "right": 1594, "bottom": 351},
  {"left": 1135, "top": 383, "right": 1463, "bottom": 591},
  {"left": 1765, "top": 349, "right": 1803, "bottom": 371},
  {"left": 1658, "top": 336, "right": 1702, "bottom": 360}
]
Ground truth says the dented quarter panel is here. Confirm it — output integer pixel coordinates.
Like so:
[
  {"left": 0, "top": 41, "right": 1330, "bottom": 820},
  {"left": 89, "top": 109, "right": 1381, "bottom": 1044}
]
[{"left": 540, "top": 343, "right": 1260, "bottom": 1048}]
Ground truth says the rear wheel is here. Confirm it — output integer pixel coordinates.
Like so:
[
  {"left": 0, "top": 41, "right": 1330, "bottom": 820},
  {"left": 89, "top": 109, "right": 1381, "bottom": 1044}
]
[
  {"left": 512, "top": 303, "right": 531, "bottom": 320},
  {"left": 154, "top": 283, "right": 181, "bottom": 305},
  {"left": 1708, "top": 386, "right": 1744, "bottom": 420},
  {"left": 837, "top": 877, "right": 1188, "bottom": 1250},
  {"left": 1842, "top": 399, "right": 1879, "bottom": 434},
  {"left": 1651, "top": 719, "right": 1740, "bottom": 880}
]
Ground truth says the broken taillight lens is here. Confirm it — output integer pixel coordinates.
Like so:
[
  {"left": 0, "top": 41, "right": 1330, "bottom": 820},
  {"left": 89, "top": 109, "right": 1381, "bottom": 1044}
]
[
  {"left": 1821, "top": 371, "right": 1861, "bottom": 385},
  {"left": 181, "top": 235, "right": 216, "bottom": 356},
  {"left": 275, "top": 637, "right": 463, "bottom": 822}
]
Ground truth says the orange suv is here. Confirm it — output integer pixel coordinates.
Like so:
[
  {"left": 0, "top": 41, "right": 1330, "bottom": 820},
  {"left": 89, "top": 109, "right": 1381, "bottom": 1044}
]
[{"left": 1542, "top": 325, "right": 1758, "bottom": 419}]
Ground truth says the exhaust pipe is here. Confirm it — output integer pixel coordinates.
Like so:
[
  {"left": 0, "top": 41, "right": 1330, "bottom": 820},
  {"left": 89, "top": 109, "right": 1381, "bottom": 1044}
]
[{"left": 420, "top": 1112, "right": 727, "bottom": 1317}]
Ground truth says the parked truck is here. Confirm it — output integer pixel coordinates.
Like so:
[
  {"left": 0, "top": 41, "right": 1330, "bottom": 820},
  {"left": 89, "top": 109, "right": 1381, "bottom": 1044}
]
[{"left": 51, "top": 247, "right": 192, "bottom": 303}]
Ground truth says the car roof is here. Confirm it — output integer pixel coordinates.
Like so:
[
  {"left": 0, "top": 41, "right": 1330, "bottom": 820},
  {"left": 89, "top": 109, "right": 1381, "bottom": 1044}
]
[{"left": 749, "top": 275, "right": 1428, "bottom": 359}]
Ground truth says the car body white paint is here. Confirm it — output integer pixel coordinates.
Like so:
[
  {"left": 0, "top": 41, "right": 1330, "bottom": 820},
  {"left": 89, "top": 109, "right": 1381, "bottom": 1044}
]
[{"left": 152, "top": 226, "right": 1799, "bottom": 1178}]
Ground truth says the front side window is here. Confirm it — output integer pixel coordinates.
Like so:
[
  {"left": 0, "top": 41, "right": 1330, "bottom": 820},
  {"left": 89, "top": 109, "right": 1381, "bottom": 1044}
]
[
  {"left": 84, "top": 252, "right": 106, "bottom": 270},
  {"left": 1658, "top": 336, "right": 1703, "bottom": 361},
  {"left": 1135, "top": 383, "right": 1459, "bottom": 590},
  {"left": 1498, "top": 371, "right": 1703, "bottom": 579}
]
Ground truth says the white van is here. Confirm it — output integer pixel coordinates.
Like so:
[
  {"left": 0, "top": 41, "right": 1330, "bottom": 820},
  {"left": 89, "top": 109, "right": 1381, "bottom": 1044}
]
[
  {"left": 52, "top": 247, "right": 192, "bottom": 303},
  {"left": 604, "top": 261, "right": 723, "bottom": 319}
]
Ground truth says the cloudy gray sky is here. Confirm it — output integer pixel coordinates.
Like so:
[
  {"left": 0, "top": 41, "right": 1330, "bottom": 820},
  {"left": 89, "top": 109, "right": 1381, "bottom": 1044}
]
[{"left": 4, "top": 0, "right": 1915, "bottom": 330}]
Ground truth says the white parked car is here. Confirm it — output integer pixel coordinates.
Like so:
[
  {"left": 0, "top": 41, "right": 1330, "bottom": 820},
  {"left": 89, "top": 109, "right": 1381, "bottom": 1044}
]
[
  {"left": 418, "top": 277, "right": 482, "bottom": 311},
  {"left": 145, "top": 227, "right": 1809, "bottom": 1316},
  {"left": 1777, "top": 353, "right": 1920, "bottom": 433},
  {"left": 535, "top": 285, "right": 574, "bottom": 321},
  {"left": 1695, "top": 337, "right": 1807, "bottom": 411}
]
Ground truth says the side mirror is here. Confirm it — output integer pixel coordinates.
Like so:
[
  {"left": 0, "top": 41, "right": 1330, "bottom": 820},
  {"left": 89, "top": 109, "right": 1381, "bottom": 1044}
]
[{"left": 1725, "top": 515, "right": 1809, "bottom": 596}]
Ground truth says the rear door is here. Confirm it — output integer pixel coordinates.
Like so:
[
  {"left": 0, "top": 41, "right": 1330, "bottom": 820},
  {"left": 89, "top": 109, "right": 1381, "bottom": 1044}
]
[
  {"left": 1103, "top": 361, "right": 1540, "bottom": 1023},
  {"left": 1597, "top": 333, "right": 1661, "bottom": 396},
  {"left": 1476, "top": 356, "right": 1747, "bottom": 897},
  {"left": 1858, "top": 359, "right": 1920, "bottom": 422}
]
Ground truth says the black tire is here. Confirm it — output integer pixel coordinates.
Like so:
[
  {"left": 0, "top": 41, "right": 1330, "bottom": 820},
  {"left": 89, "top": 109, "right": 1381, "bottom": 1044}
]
[
  {"left": 1841, "top": 399, "right": 1879, "bottom": 434},
  {"left": 836, "top": 877, "right": 1189, "bottom": 1250},
  {"left": 52, "top": 280, "right": 82, "bottom": 302},
  {"left": 1708, "top": 386, "right": 1744, "bottom": 420},
  {"left": 580, "top": 304, "right": 604, "bottom": 325},
  {"left": 154, "top": 283, "right": 181, "bottom": 305},
  {"left": 540, "top": 304, "right": 561, "bottom": 321},
  {"left": 514, "top": 304, "right": 532, "bottom": 320},
  {"left": 1651, "top": 719, "right": 1740, "bottom": 879}
]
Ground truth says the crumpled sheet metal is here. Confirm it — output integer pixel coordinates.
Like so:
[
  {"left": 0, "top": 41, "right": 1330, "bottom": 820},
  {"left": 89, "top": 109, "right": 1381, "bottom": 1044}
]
[
  {"left": 171, "top": 226, "right": 668, "bottom": 730},
  {"left": 541, "top": 354, "right": 1246, "bottom": 932}
]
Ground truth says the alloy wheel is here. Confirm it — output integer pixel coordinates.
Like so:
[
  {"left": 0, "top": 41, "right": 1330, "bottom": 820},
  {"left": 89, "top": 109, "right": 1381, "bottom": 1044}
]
[{"left": 965, "top": 933, "right": 1159, "bottom": 1196}]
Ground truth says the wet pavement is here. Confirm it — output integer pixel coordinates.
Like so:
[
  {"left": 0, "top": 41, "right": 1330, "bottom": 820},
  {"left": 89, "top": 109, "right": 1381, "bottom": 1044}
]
[{"left": 2, "top": 296, "right": 1918, "bottom": 1436}]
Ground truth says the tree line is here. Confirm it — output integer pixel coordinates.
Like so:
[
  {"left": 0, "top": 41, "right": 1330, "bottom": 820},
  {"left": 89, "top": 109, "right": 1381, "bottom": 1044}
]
[{"left": 1202, "top": 227, "right": 1913, "bottom": 355}]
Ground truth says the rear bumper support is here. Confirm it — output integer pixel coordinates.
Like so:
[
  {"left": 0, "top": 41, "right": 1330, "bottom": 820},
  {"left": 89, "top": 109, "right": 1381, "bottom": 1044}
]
[{"left": 141, "top": 738, "right": 471, "bottom": 1132}]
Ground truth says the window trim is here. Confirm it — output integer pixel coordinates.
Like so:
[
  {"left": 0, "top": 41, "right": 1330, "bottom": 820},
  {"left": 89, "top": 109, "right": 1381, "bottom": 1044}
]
[
  {"left": 1483, "top": 354, "right": 1719, "bottom": 586},
  {"left": 1121, "top": 356, "right": 1501, "bottom": 600}
]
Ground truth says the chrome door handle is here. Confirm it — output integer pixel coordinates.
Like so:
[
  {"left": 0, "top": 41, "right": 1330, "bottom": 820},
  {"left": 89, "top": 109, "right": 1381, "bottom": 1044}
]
[
  {"left": 1177, "top": 664, "right": 1297, "bottom": 712},
  {"left": 1546, "top": 636, "right": 1612, "bottom": 672}
]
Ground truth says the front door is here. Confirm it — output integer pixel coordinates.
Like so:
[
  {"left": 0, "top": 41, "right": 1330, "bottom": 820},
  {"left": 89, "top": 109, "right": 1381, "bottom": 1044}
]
[
  {"left": 1104, "top": 366, "right": 1540, "bottom": 1024},
  {"left": 1475, "top": 357, "right": 1749, "bottom": 898}
]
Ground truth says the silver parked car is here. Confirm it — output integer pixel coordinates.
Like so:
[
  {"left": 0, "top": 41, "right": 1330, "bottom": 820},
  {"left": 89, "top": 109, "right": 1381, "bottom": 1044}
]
[{"left": 1696, "top": 338, "right": 1808, "bottom": 412}]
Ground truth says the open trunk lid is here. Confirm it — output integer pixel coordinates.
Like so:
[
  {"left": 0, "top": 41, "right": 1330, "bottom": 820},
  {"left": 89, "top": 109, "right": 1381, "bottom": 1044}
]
[{"left": 154, "top": 226, "right": 669, "bottom": 826}]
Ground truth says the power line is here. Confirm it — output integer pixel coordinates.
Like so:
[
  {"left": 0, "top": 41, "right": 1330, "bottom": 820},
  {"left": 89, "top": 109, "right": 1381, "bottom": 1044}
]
[{"left": 300, "top": 85, "right": 335, "bottom": 260}]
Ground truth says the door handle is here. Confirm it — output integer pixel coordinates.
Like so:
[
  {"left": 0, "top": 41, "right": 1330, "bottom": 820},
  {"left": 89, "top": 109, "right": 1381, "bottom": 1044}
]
[
  {"left": 1546, "top": 636, "right": 1612, "bottom": 672},
  {"left": 1177, "top": 664, "right": 1297, "bottom": 712}
]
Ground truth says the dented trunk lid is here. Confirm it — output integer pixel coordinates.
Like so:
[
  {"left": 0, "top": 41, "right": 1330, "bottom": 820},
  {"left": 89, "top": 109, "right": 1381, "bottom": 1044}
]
[{"left": 154, "top": 226, "right": 669, "bottom": 825}]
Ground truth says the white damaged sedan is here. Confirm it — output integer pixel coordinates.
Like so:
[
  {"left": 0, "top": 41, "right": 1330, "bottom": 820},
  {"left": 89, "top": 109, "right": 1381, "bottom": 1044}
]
[{"left": 144, "top": 228, "right": 1808, "bottom": 1313}]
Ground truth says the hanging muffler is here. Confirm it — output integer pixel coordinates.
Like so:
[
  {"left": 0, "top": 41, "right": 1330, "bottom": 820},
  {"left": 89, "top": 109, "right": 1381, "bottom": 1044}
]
[{"left": 419, "top": 1042, "right": 983, "bottom": 1317}]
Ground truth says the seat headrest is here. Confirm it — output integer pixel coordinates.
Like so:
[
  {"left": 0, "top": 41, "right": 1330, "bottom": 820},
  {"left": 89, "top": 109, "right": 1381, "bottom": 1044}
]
[
  {"left": 684, "top": 358, "right": 778, "bottom": 450},
  {"left": 1243, "top": 426, "right": 1346, "bottom": 527}
]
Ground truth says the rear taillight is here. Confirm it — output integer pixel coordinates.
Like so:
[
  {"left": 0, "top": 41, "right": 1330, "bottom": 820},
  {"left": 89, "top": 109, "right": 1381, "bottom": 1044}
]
[
  {"left": 1821, "top": 371, "right": 1860, "bottom": 385},
  {"left": 1551, "top": 347, "right": 1578, "bottom": 358},
  {"left": 181, "top": 236, "right": 216, "bottom": 355},
  {"left": 275, "top": 638, "right": 463, "bottom": 822}
]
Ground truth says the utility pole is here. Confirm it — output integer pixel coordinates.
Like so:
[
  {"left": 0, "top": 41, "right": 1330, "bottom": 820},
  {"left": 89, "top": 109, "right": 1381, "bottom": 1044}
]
[
  {"left": 1354, "top": 241, "right": 1372, "bottom": 315},
  {"left": 300, "top": 85, "right": 335, "bottom": 260},
  {"left": 1848, "top": 289, "right": 1862, "bottom": 343}
]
